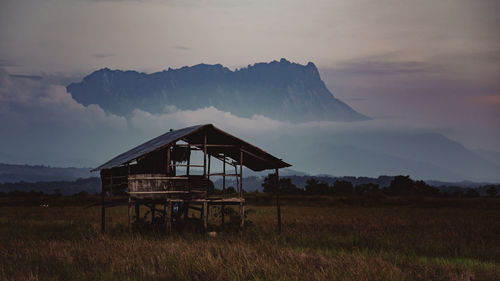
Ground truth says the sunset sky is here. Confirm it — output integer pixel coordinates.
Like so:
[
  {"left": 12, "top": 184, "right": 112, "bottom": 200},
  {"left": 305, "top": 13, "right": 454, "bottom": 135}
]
[{"left": 1, "top": 0, "right": 499, "bottom": 177}]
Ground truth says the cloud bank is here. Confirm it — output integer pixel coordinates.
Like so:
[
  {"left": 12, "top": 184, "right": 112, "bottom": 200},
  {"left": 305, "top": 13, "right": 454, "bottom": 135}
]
[{"left": 1, "top": 68, "right": 499, "bottom": 182}]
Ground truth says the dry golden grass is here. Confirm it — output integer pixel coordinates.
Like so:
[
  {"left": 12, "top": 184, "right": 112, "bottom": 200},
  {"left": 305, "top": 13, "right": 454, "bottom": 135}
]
[{"left": 0, "top": 197, "right": 499, "bottom": 280}]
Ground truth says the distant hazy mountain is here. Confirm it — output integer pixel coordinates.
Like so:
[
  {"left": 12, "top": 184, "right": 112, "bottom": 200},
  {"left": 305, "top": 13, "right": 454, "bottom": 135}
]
[
  {"left": 0, "top": 163, "right": 92, "bottom": 183},
  {"left": 265, "top": 130, "right": 500, "bottom": 183},
  {"left": 67, "top": 59, "right": 368, "bottom": 122}
]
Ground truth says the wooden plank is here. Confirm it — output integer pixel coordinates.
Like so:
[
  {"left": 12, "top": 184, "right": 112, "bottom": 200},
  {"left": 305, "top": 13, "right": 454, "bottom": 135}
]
[
  {"left": 128, "top": 176, "right": 189, "bottom": 180},
  {"left": 207, "top": 173, "right": 239, "bottom": 177},
  {"left": 170, "top": 164, "right": 204, "bottom": 168},
  {"left": 235, "top": 164, "right": 239, "bottom": 195},
  {"left": 174, "top": 144, "right": 202, "bottom": 150},
  {"left": 241, "top": 148, "right": 270, "bottom": 164},
  {"left": 240, "top": 149, "right": 243, "bottom": 198},
  {"left": 129, "top": 191, "right": 190, "bottom": 194},
  {"left": 167, "top": 146, "right": 171, "bottom": 174}
]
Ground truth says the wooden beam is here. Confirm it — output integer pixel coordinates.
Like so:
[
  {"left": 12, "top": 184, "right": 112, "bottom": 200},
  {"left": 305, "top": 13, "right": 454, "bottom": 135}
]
[
  {"left": 222, "top": 153, "right": 226, "bottom": 226},
  {"left": 235, "top": 164, "right": 239, "bottom": 194},
  {"left": 170, "top": 164, "right": 204, "bottom": 168},
  {"left": 240, "top": 148, "right": 270, "bottom": 164},
  {"left": 128, "top": 176, "right": 189, "bottom": 180},
  {"left": 207, "top": 173, "right": 239, "bottom": 177},
  {"left": 207, "top": 155, "right": 211, "bottom": 180},
  {"left": 203, "top": 131, "right": 207, "bottom": 177},
  {"left": 186, "top": 147, "right": 190, "bottom": 176},
  {"left": 240, "top": 149, "right": 243, "bottom": 198},
  {"left": 172, "top": 143, "right": 176, "bottom": 176},
  {"left": 167, "top": 145, "right": 171, "bottom": 175},
  {"left": 129, "top": 191, "right": 190, "bottom": 194}
]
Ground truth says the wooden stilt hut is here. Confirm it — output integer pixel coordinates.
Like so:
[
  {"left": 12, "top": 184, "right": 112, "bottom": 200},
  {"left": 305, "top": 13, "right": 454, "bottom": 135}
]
[{"left": 92, "top": 124, "right": 291, "bottom": 232}]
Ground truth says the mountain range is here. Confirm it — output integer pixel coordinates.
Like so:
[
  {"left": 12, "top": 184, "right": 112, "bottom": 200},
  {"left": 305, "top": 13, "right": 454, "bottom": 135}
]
[{"left": 67, "top": 59, "right": 368, "bottom": 122}]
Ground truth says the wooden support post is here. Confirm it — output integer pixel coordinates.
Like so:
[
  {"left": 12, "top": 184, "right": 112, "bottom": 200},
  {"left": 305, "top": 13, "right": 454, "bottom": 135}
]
[
  {"left": 207, "top": 155, "right": 211, "bottom": 180},
  {"left": 240, "top": 202, "right": 245, "bottom": 229},
  {"left": 240, "top": 149, "right": 243, "bottom": 198},
  {"left": 167, "top": 146, "right": 171, "bottom": 175},
  {"left": 235, "top": 165, "right": 239, "bottom": 194},
  {"left": 275, "top": 168, "right": 281, "bottom": 234},
  {"left": 203, "top": 131, "right": 207, "bottom": 177},
  {"left": 128, "top": 197, "right": 132, "bottom": 233},
  {"left": 203, "top": 202, "right": 208, "bottom": 231},
  {"left": 222, "top": 154, "right": 226, "bottom": 196},
  {"left": 222, "top": 154, "right": 226, "bottom": 226},
  {"left": 186, "top": 146, "right": 190, "bottom": 176},
  {"left": 101, "top": 189, "right": 105, "bottom": 233}
]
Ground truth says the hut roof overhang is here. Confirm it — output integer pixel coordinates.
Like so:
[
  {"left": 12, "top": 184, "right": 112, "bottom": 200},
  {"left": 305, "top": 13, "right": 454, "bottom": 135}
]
[{"left": 92, "top": 124, "right": 291, "bottom": 172}]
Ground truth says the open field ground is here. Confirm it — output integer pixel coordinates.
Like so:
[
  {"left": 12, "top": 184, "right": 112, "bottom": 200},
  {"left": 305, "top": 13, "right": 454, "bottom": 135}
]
[{"left": 0, "top": 196, "right": 499, "bottom": 280}]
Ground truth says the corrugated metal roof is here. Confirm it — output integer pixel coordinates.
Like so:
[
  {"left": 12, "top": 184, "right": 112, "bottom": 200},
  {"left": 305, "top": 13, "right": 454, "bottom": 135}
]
[
  {"left": 92, "top": 124, "right": 291, "bottom": 172},
  {"left": 91, "top": 125, "right": 205, "bottom": 171}
]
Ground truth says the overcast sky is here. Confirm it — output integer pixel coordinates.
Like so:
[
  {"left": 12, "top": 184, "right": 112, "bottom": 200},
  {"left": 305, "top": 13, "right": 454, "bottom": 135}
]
[{"left": 1, "top": 0, "right": 499, "bottom": 155}]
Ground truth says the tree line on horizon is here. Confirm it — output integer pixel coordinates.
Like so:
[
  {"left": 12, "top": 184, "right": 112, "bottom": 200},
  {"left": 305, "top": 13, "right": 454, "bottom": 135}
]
[{"left": 261, "top": 174, "right": 499, "bottom": 198}]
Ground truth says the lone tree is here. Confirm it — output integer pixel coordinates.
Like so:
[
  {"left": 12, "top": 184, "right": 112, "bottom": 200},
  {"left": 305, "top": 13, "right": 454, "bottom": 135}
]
[
  {"left": 262, "top": 174, "right": 301, "bottom": 195},
  {"left": 262, "top": 173, "right": 278, "bottom": 195},
  {"left": 305, "top": 179, "right": 329, "bottom": 195},
  {"left": 387, "top": 175, "right": 414, "bottom": 196}
]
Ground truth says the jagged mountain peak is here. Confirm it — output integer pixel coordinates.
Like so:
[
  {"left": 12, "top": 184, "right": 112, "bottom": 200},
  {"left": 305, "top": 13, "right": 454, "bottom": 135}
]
[{"left": 67, "top": 59, "right": 369, "bottom": 122}]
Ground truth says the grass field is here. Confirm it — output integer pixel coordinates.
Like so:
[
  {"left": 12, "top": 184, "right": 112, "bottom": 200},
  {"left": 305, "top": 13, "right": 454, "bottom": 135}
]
[{"left": 0, "top": 196, "right": 499, "bottom": 280}]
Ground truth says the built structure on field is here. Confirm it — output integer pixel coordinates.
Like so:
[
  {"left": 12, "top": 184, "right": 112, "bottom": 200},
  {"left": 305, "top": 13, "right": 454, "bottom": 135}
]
[{"left": 92, "top": 124, "right": 290, "bottom": 232}]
